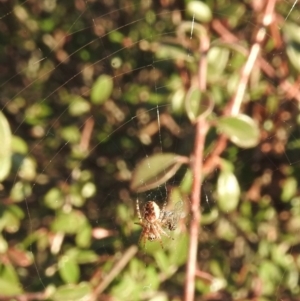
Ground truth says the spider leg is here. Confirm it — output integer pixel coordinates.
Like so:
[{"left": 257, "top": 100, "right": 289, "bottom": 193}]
[
  {"left": 138, "top": 223, "right": 150, "bottom": 249},
  {"left": 151, "top": 224, "right": 164, "bottom": 249},
  {"left": 136, "top": 199, "right": 142, "bottom": 222},
  {"left": 156, "top": 223, "right": 174, "bottom": 240}
]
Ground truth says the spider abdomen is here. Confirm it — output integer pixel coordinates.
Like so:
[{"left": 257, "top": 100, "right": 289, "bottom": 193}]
[{"left": 143, "top": 201, "right": 161, "bottom": 223}]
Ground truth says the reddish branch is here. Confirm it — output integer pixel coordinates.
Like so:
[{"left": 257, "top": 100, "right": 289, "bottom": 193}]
[
  {"left": 184, "top": 1, "right": 277, "bottom": 300},
  {"left": 204, "top": 0, "right": 277, "bottom": 175},
  {"left": 184, "top": 118, "right": 208, "bottom": 301},
  {"left": 184, "top": 30, "right": 210, "bottom": 301}
]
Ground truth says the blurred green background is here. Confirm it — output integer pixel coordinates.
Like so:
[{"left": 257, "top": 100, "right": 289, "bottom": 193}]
[{"left": 1, "top": 0, "right": 300, "bottom": 300}]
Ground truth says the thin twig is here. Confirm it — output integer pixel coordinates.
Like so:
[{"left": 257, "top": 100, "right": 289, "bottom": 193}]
[
  {"left": 184, "top": 118, "right": 208, "bottom": 301},
  {"left": 226, "top": 0, "right": 277, "bottom": 115},
  {"left": 184, "top": 32, "right": 209, "bottom": 301},
  {"left": 79, "top": 116, "right": 95, "bottom": 152},
  {"left": 212, "top": 19, "right": 300, "bottom": 103},
  {"left": 204, "top": 0, "right": 277, "bottom": 176},
  {"left": 184, "top": 2, "right": 277, "bottom": 300},
  {"left": 90, "top": 245, "right": 138, "bottom": 300}
]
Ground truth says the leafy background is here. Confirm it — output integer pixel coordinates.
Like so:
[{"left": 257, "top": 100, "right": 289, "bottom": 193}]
[{"left": 1, "top": 0, "right": 300, "bottom": 300}]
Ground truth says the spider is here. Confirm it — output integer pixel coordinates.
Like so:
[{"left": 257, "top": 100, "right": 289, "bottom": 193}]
[{"left": 135, "top": 199, "right": 173, "bottom": 249}]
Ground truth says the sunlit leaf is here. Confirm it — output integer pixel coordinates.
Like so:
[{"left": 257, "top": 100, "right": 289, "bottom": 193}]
[
  {"left": 59, "top": 255, "right": 80, "bottom": 284},
  {"left": 90, "top": 75, "right": 113, "bottom": 104},
  {"left": 281, "top": 177, "right": 297, "bottom": 202},
  {"left": 185, "top": 88, "right": 214, "bottom": 122},
  {"left": 51, "top": 210, "right": 87, "bottom": 234},
  {"left": 0, "top": 263, "right": 22, "bottom": 296},
  {"left": 0, "top": 235, "right": 8, "bottom": 253},
  {"left": 0, "top": 205, "right": 24, "bottom": 233},
  {"left": 75, "top": 223, "right": 92, "bottom": 248},
  {"left": 18, "top": 157, "right": 37, "bottom": 181},
  {"left": 217, "top": 171, "right": 240, "bottom": 212},
  {"left": 11, "top": 135, "right": 28, "bottom": 154},
  {"left": 258, "top": 260, "right": 282, "bottom": 295},
  {"left": 283, "top": 22, "right": 300, "bottom": 72},
  {"left": 216, "top": 114, "right": 260, "bottom": 148},
  {"left": 51, "top": 282, "right": 92, "bottom": 301},
  {"left": 153, "top": 250, "right": 170, "bottom": 272},
  {"left": 207, "top": 47, "right": 230, "bottom": 81},
  {"left": 186, "top": 1, "right": 212, "bottom": 23},
  {"left": 169, "top": 233, "right": 188, "bottom": 266},
  {"left": 44, "top": 187, "right": 65, "bottom": 210},
  {"left": 0, "top": 111, "right": 12, "bottom": 181},
  {"left": 155, "top": 43, "right": 194, "bottom": 62},
  {"left": 130, "top": 153, "right": 188, "bottom": 193},
  {"left": 68, "top": 96, "right": 91, "bottom": 116},
  {"left": 180, "top": 168, "right": 193, "bottom": 194},
  {"left": 10, "top": 181, "right": 32, "bottom": 202},
  {"left": 75, "top": 250, "right": 98, "bottom": 264},
  {"left": 171, "top": 88, "right": 185, "bottom": 115}
]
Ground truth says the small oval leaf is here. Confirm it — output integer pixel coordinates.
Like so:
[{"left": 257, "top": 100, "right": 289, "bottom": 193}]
[
  {"left": 0, "top": 111, "right": 12, "bottom": 181},
  {"left": 68, "top": 96, "right": 91, "bottom": 116},
  {"left": 0, "top": 263, "right": 23, "bottom": 295},
  {"left": 51, "top": 282, "right": 92, "bottom": 301},
  {"left": 185, "top": 88, "right": 214, "bottom": 122},
  {"left": 187, "top": 1, "right": 212, "bottom": 23},
  {"left": 130, "top": 153, "right": 187, "bottom": 193},
  {"left": 90, "top": 75, "right": 113, "bottom": 104},
  {"left": 51, "top": 210, "right": 87, "bottom": 234},
  {"left": 75, "top": 223, "right": 92, "bottom": 248},
  {"left": 283, "top": 22, "right": 300, "bottom": 72},
  {"left": 217, "top": 171, "right": 240, "bottom": 212},
  {"left": 216, "top": 114, "right": 260, "bottom": 148},
  {"left": 59, "top": 255, "right": 80, "bottom": 284}
]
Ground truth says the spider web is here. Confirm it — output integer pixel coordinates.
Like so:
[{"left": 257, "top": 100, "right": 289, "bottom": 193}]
[{"left": 0, "top": 0, "right": 300, "bottom": 300}]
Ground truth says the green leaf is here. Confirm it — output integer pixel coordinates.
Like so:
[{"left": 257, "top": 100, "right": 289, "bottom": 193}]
[
  {"left": 0, "top": 264, "right": 22, "bottom": 296},
  {"left": 51, "top": 282, "right": 92, "bottom": 301},
  {"left": 51, "top": 210, "right": 87, "bottom": 234},
  {"left": 10, "top": 181, "right": 32, "bottom": 202},
  {"left": 281, "top": 177, "right": 297, "bottom": 202},
  {"left": 186, "top": 1, "right": 212, "bottom": 23},
  {"left": 217, "top": 171, "right": 240, "bottom": 212},
  {"left": 68, "top": 96, "right": 91, "bottom": 116},
  {"left": 17, "top": 157, "right": 37, "bottom": 181},
  {"left": 81, "top": 182, "right": 96, "bottom": 198},
  {"left": 0, "top": 205, "right": 24, "bottom": 233},
  {"left": 258, "top": 260, "right": 282, "bottom": 295},
  {"left": 11, "top": 135, "right": 28, "bottom": 154},
  {"left": 75, "top": 250, "right": 98, "bottom": 264},
  {"left": 153, "top": 250, "right": 170, "bottom": 272},
  {"left": 60, "top": 126, "right": 81, "bottom": 143},
  {"left": 207, "top": 47, "right": 230, "bottom": 81},
  {"left": 155, "top": 43, "right": 194, "bottom": 62},
  {"left": 59, "top": 255, "right": 80, "bottom": 284},
  {"left": 283, "top": 22, "right": 300, "bottom": 72},
  {"left": 130, "top": 153, "right": 187, "bottom": 193},
  {"left": 0, "top": 235, "right": 8, "bottom": 253},
  {"left": 75, "top": 223, "right": 92, "bottom": 248},
  {"left": 90, "top": 75, "right": 113, "bottom": 104},
  {"left": 185, "top": 88, "right": 214, "bottom": 122},
  {"left": 169, "top": 233, "right": 189, "bottom": 266},
  {"left": 0, "top": 111, "right": 12, "bottom": 182},
  {"left": 216, "top": 114, "right": 260, "bottom": 148},
  {"left": 44, "top": 187, "right": 65, "bottom": 210},
  {"left": 180, "top": 168, "right": 193, "bottom": 194}
]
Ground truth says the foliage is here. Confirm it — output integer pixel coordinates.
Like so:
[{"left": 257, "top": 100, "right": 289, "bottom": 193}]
[{"left": 0, "top": 0, "right": 300, "bottom": 300}]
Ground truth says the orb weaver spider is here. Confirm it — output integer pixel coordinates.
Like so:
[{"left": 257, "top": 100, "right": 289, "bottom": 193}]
[{"left": 135, "top": 198, "right": 182, "bottom": 248}]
